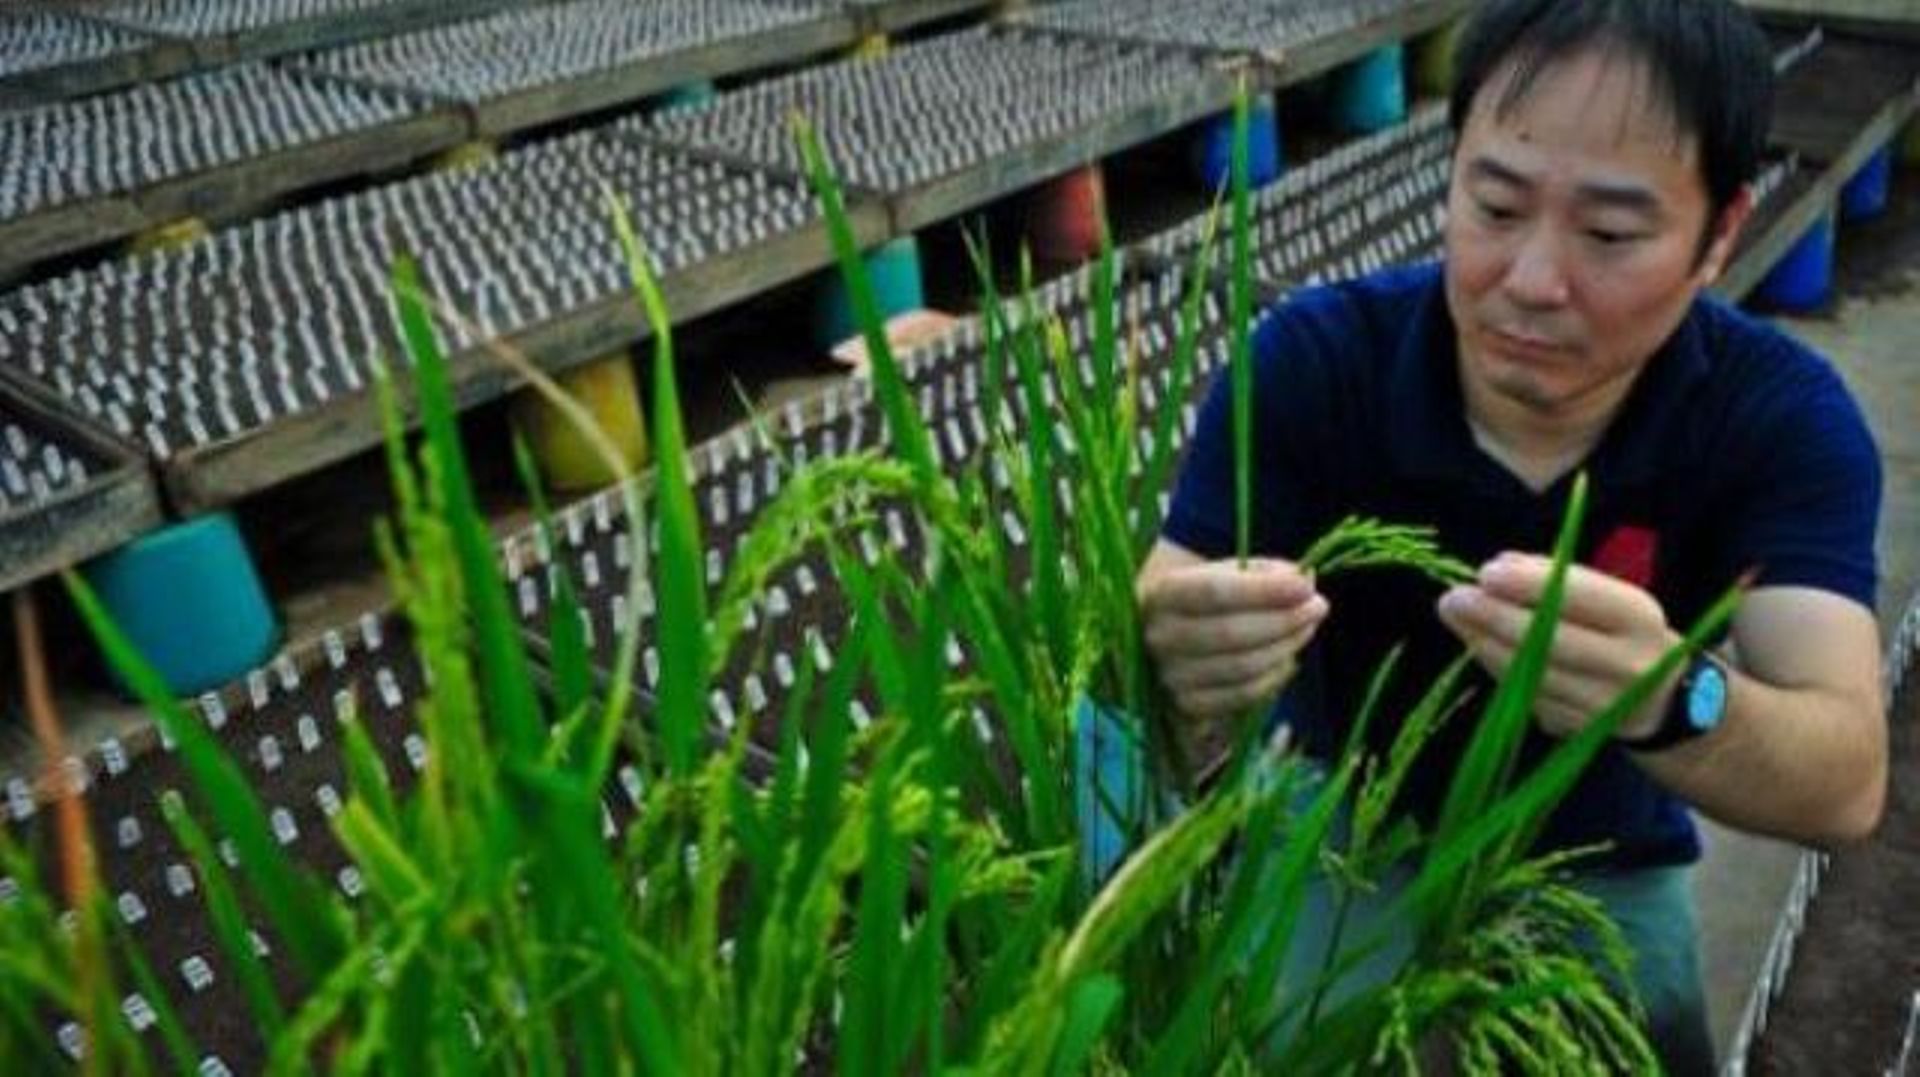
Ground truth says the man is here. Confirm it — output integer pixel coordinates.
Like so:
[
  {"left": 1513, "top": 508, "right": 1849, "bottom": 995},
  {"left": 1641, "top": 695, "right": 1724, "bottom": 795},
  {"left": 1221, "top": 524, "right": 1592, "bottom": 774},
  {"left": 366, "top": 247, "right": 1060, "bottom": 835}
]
[{"left": 1136, "top": 0, "right": 1887, "bottom": 1070}]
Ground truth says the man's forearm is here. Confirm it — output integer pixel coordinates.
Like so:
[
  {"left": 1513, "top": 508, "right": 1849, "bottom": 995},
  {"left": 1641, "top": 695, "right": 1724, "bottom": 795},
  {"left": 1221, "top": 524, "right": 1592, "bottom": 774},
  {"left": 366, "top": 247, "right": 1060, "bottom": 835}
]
[{"left": 1629, "top": 668, "right": 1886, "bottom": 844}]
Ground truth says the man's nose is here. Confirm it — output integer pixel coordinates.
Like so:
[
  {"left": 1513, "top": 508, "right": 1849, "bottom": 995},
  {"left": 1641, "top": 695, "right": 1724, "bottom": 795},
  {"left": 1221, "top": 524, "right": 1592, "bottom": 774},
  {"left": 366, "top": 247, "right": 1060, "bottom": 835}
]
[{"left": 1502, "top": 228, "right": 1573, "bottom": 309}]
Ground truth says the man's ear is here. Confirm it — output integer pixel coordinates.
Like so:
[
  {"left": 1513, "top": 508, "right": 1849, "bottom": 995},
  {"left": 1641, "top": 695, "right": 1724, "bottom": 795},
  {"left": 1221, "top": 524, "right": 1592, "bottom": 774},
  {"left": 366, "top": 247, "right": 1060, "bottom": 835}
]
[{"left": 1697, "top": 185, "right": 1757, "bottom": 287}]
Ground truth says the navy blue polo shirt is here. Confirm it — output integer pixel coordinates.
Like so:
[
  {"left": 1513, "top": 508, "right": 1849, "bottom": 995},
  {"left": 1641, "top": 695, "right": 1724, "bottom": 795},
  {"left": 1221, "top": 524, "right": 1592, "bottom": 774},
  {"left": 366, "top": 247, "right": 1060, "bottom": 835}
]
[{"left": 1164, "top": 262, "right": 1881, "bottom": 869}]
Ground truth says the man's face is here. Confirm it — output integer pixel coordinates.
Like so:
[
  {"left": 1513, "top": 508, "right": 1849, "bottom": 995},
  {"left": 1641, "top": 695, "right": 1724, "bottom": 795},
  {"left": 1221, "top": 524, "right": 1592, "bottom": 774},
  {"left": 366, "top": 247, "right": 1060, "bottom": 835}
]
[{"left": 1443, "top": 48, "right": 1747, "bottom": 422}]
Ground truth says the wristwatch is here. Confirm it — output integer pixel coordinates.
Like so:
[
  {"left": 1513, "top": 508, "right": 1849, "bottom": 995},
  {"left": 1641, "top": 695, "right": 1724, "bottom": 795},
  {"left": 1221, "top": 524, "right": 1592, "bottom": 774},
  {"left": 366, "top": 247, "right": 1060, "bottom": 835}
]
[{"left": 1622, "top": 653, "right": 1731, "bottom": 752}]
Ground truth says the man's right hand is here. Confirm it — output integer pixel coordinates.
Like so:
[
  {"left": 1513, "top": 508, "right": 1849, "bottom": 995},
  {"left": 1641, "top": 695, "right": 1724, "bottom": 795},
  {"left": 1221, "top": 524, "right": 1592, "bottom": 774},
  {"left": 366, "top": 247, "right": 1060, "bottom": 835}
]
[{"left": 1136, "top": 541, "right": 1330, "bottom": 722}]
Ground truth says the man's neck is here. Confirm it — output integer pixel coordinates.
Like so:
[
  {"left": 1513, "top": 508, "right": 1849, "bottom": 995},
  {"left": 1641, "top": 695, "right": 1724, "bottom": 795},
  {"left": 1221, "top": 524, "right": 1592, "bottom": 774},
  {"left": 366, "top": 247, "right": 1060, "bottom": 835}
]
[{"left": 1460, "top": 370, "right": 1635, "bottom": 493}]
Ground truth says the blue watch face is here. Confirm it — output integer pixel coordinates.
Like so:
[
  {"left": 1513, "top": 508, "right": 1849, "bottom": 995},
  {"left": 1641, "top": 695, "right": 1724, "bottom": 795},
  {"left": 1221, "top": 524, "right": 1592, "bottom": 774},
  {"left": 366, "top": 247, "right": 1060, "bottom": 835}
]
[{"left": 1686, "top": 662, "right": 1729, "bottom": 732}]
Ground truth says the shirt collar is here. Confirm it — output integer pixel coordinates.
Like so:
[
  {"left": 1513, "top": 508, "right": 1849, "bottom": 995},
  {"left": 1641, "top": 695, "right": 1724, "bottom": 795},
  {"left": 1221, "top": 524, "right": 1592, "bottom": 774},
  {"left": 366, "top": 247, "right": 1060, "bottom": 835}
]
[{"left": 1384, "top": 273, "right": 1714, "bottom": 493}]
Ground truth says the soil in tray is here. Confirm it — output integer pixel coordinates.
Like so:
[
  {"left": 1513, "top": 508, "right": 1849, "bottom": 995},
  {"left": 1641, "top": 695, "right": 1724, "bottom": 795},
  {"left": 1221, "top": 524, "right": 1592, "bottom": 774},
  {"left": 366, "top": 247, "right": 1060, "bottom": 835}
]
[
  {"left": 3, "top": 615, "right": 428, "bottom": 1073},
  {"left": 1748, "top": 668, "right": 1920, "bottom": 1073}
]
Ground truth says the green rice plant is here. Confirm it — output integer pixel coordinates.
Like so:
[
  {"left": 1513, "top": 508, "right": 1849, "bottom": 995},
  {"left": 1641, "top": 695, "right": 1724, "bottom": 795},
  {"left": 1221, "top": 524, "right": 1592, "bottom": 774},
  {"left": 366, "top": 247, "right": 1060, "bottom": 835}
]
[
  {"left": 1, "top": 81, "right": 1749, "bottom": 1077},
  {"left": 791, "top": 82, "right": 1743, "bottom": 1073}
]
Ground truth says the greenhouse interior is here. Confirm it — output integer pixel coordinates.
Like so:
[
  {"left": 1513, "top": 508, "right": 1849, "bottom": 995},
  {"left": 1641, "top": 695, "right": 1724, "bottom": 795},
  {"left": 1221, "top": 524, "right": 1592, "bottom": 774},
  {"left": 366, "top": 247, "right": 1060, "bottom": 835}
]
[{"left": 1, "top": 0, "right": 1916, "bottom": 1072}]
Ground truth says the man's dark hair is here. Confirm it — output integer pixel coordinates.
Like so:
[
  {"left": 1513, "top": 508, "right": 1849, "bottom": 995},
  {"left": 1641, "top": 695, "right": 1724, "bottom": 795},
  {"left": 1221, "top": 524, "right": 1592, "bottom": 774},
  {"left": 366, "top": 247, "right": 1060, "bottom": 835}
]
[{"left": 1448, "top": 0, "right": 1775, "bottom": 223}]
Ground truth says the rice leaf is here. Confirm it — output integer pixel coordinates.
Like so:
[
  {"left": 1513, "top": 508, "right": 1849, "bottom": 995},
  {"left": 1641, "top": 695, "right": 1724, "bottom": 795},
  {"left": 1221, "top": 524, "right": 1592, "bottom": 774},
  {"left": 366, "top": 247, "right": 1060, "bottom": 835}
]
[
  {"left": 1228, "top": 82, "right": 1256, "bottom": 565},
  {"left": 513, "top": 435, "right": 594, "bottom": 741},
  {"left": 608, "top": 192, "right": 707, "bottom": 780},
  {"left": 390, "top": 258, "right": 546, "bottom": 763},
  {"left": 1051, "top": 973, "right": 1123, "bottom": 1076}
]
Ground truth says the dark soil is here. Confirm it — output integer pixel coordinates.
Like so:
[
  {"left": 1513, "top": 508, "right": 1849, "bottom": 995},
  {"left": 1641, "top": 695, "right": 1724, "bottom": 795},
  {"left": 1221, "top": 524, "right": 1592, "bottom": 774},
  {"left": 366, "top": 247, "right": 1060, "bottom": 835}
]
[
  {"left": 3, "top": 616, "right": 429, "bottom": 1073},
  {"left": 1749, "top": 621, "right": 1920, "bottom": 1074}
]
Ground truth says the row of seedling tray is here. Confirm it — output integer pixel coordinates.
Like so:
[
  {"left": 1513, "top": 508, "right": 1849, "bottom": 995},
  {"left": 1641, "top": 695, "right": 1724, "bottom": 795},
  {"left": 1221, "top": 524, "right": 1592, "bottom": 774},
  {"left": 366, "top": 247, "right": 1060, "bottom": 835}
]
[{"left": 0, "top": 21, "right": 1238, "bottom": 530}]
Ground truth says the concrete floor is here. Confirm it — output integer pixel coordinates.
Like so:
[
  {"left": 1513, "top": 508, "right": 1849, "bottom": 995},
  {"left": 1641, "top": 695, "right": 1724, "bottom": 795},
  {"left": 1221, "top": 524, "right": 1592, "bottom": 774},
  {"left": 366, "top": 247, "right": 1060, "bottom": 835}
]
[{"left": 1694, "top": 181, "right": 1920, "bottom": 1064}]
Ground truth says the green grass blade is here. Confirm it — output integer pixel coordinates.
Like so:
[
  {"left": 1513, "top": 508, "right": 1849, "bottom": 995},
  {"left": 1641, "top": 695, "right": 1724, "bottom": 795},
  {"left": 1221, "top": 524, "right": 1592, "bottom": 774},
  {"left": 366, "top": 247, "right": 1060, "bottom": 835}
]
[
  {"left": 513, "top": 435, "right": 595, "bottom": 741},
  {"left": 504, "top": 760, "right": 682, "bottom": 1073},
  {"left": 1229, "top": 83, "right": 1255, "bottom": 565},
  {"left": 1431, "top": 474, "right": 1588, "bottom": 858},
  {"left": 338, "top": 698, "right": 400, "bottom": 830},
  {"left": 331, "top": 800, "right": 432, "bottom": 907},
  {"left": 607, "top": 193, "right": 707, "bottom": 779},
  {"left": 1009, "top": 276, "right": 1071, "bottom": 666},
  {"left": 390, "top": 257, "right": 547, "bottom": 763},
  {"left": 1407, "top": 583, "right": 1743, "bottom": 934},
  {"left": 1090, "top": 223, "right": 1120, "bottom": 445},
  {"left": 1142, "top": 762, "right": 1351, "bottom": 1076},
  {"left": 1138, "top": 204, "right": 1222, "bottom": 554},
  {"left": 1051, "top": 974, "right": 1124, "bottom": 1076},
  {"left": 794, "top": 115, "right": 940, "bottom": 492}
]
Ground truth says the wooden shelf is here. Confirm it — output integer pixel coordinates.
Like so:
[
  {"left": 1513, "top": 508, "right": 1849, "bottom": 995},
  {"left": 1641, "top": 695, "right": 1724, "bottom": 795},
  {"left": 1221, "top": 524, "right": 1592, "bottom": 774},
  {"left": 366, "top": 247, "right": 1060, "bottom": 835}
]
[
  {"left": 162, "top": 200, "right": 891, "bottom": 513},
  {"left": 0, "top": 376, "right": 162, "bottom": 594}
]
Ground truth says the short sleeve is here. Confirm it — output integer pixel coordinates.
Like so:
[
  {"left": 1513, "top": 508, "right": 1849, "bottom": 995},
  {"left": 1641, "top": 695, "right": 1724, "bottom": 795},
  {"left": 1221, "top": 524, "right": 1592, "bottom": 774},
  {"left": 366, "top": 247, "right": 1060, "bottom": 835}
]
[
  {"left": 1718, "top": 360, "right": 1881, "bottom": 608},
  {"left": 1160, "top": 295, "right": 1341, "bottom": 560}
]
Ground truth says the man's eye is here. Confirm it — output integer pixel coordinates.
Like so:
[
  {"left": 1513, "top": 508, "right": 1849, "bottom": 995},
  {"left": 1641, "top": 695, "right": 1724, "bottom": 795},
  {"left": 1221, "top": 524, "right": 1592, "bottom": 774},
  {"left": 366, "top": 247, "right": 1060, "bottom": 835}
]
[
  {"left": 1587, "top": 229, "right": 1643, "bottom": 246},
  {"left": 1476, "top": 200, "right": 1519, "bottom": 222}
]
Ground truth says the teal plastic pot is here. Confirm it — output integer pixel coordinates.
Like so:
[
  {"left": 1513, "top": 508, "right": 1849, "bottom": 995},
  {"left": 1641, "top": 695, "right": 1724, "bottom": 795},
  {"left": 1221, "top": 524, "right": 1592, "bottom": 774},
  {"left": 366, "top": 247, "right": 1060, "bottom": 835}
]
[
  {"left": 657, "top": 79, "right": 717, "bottom": 113},
  {"left": 81, "top": 513, "right": 279, "bottom": 697},
  {"left": 1329, "top": 45, "right": 1407, "bottom": 135},
  {"left": 812, "top": 235, "right": 925, "bottom": 351}
]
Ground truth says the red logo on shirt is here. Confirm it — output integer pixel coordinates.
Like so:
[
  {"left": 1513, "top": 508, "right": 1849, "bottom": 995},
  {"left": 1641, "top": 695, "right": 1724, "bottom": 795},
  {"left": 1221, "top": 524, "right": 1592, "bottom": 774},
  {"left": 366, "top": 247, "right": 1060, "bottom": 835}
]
[{"left": 1590, "top": 525, "right": 1660, "bottom": 590}]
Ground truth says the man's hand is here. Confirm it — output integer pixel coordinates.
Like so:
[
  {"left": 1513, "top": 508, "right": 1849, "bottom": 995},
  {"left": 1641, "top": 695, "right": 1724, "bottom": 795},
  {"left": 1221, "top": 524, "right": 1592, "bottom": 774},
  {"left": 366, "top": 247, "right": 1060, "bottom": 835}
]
[
  {"left": 1436, "top": 552, "right": 1682, "bottom": 740},
  {"left": 1138, "top": 548, "right": 1330, "bottom": 722}
]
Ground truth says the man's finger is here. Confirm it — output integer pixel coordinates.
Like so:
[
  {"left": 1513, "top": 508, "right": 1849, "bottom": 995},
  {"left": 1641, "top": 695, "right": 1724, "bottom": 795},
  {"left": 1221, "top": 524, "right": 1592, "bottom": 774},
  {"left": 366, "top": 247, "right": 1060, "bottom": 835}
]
[
  {"left": 1145, "top": 559, "right": 1317, "bottom": 616},
  {"left": 1157, "top": 618, "right": 1324, "bottom": 692},
  {"left": 1443, "top": 626, "right": 1622, "bottom": 721},
  {"left": 1476, "top": 554, "right": 1661, "bottom": 633},
  {"left": 1177, "top": 661, "right": 1295, "bottom": 720},
  {"left": 1146, "top": 595, "right": 1329, "bottom": 657},
  {"left": 1437, "top": 586, "right": 1625, "bottom": 679}
]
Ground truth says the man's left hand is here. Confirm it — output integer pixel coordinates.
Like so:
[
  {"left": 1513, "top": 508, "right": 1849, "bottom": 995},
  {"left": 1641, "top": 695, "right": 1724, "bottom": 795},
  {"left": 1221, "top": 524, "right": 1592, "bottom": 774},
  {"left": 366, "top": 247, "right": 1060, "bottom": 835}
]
[{"left": 1437, "top": 552, "right": 1683, "bottom": 740}]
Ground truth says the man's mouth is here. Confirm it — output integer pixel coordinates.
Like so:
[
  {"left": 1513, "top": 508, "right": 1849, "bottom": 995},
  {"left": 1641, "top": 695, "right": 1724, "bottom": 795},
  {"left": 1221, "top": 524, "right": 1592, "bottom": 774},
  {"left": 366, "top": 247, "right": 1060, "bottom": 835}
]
[{"left": 1486, "top": 325, "right": 1571, "bottom": 357}]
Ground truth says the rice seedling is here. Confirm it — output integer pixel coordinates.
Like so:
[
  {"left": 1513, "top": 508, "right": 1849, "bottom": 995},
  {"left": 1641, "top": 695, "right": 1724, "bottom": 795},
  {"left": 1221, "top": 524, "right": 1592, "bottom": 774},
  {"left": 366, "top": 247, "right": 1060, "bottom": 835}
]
[{"left": 0, "top": 83, "right": 1747, "bottom": 1076}]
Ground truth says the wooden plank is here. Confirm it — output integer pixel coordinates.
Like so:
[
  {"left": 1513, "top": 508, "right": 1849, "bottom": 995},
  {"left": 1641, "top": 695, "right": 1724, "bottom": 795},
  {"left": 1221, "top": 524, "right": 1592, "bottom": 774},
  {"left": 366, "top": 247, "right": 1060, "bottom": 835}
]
[
  {"left": 1771, "top": 36, "right": 1920, "bottom": 165},
  {"left": 163, "top": 201, "right": 890, "bottom": 512},
  {"left": 1009, "top": 0, "right": 1468, "bottom": 83},
  {"left": 1718, "top": 71, "right": 1918, "bottom": 301},
  {"left": 1, "top": 80, "right": 468, "bottom": 275},
  {"left": 0, "top": 196, "right": 147, "bottom": 283},
  {"left": 0, "top": 39, "right": 193, "bottom": 107},
  {"left": 75, "top": 0, "right": 523, "bottom": 69},
  {"left": 0, "top": 380, "right": 163, "bottom": 594},
  {"left": 868, "top": 0, "right": 1000, "bottom": 35},
  {"left": 130, "top": 107, "right": 468, "bottom": 226},
  {"left": 1744, "top": 0, "right": 1920, "bottom": 23},
  {"left": 214, "top": 0, "right": 521, "bottom": 65},
  {"left": 891, "top": 69, "right": 1240, "bottom": 232},
  {"left": 0, "top": 463, "right": 161, "bottom": 592},
  {"left": 1715, "top": 36, "right": 1920, "bottom": 299},
  {"left": 1715, "top": 170, "right": 1831, "bottom": 302},
  {"left": 1260, "top": 0, "right": 1474, "bottom": 87},
  {"left": 469, "top": 13, "right": 858, "bottom": 139}
]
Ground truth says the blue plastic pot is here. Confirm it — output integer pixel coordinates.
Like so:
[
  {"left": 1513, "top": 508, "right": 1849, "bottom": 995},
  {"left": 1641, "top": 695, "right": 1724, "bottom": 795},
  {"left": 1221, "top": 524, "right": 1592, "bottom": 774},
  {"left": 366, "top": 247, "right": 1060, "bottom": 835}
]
[
  {"left": 82, "top": 513, "right": 279, "bottom": 697},
  {"left": 1755, "top": 214, "right": 1835, "bottom": 312},
  {"left": 813, "top": 235, "right": 925, "bottom": 351},
  {"left": 1840, "top": 145, "right": 1893, "bottom": 222},
  {"left": 1193, "top": 97, "right": 1285, "bottom": 192}
]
